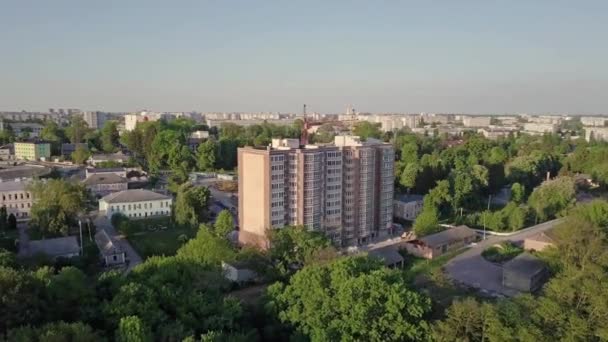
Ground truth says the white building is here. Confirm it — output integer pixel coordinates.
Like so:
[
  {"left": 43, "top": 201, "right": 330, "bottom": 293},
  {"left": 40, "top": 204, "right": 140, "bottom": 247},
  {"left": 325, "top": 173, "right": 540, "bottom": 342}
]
[
  {"left": 393, "top": 195, "right": 424, "bottom": 221},
  {"left": 585, "top": 127, "right": 608, "bottom": 142},
  {"left": 99, "top": 189, "right": 172, "bottom": 219},
  {"left": 124, "top": 111, "right": 168, "bottom": 131},
  {"left": 581, "top": 116, "right": 607, "bottom": 127},
  {"left": 463, "top": 116, "right": 492, "bottom": 127},
  {"left": 95, "top": 229, "right": 126, "bottom": 266},
  {"left": 0, "top": 179, "right": 33, "bottom": 220},
  {"left": 524, "top": 123, "right": 558, "bottom": 135}
]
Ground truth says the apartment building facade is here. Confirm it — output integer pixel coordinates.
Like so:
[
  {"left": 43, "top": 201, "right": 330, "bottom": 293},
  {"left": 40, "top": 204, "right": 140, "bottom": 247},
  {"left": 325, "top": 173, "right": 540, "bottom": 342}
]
[
  {"left": 0, "top": 180, "right": 33, "bottom": 220},
  {"left": 14, "top": 141, "right": 51, "bottom": 161},
  {"left": 238, "top": 136, "right": 394, "bottom": 248}
]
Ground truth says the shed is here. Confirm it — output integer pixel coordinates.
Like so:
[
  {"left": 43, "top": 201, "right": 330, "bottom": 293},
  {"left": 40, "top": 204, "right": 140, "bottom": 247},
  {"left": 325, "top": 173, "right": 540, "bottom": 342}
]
[
  {"left": 502, "top": 253, "right": 548, "bottom": 292},
  {"left": 94, "top": 229, "right": 126, "bottom": 266},
  {"left": 222, "top": 261, "right": 258, "bottom": 283},
  {"left": 369, "top": 246, "right": 404, "bottom": 268}
]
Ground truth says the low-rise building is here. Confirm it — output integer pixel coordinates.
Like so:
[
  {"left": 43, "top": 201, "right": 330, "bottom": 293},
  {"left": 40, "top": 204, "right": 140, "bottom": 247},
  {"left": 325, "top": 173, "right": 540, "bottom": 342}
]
[
  {"left": 61, "top": 143, "right": 88, "bottom": 158},
  {"left": 95, "top": 229, "right": 126, "bottom": 266},
  {"left": 0, "top": 144, "right": 14, "bottom": 160},
  {"left": 393, "top": 194, "right": 424, "bottom": 221},
  {"left": 502, "top": 253, "right": 548, "bottom": 292},
  {"left": 4, "top": 122, "right": 44, "bottom": 138},
  {"left": 29, "top": 236, "right": 80, "bottom": 260},
  {"left": 84, "top": 173, "right": 129, "bottom": 197},
  {"left": 477, "top": 127, "right": 517, "bottom": 140},
  {"left": 222, "top": 261, "right": 258, "bottom": 283},
  {"left": 99, "top": 189, "right": 172, "bottom": 219},
  {"left": 403, "top": 225, "right": 477, "bottom": 259},
  {"left": 0, "top": 179, "right": 33, "bottom": 220},
  {"left": 14, "top": 141, "right": 51, "bottom": 161}
]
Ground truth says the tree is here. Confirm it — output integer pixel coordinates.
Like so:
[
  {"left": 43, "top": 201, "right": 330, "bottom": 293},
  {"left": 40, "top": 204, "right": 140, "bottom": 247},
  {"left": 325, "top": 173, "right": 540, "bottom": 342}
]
[
  {"left": 0, "top": 249, "right": 16, "bottom": 268},
  {"left": 71, "top": 145, "right": 90, "bottom": 164},
  {"left": 46, "top": 267, "right": 96, "bottom": 322},
  {"left": 511, "top": 182, "right": 526, "bottom": 204},
  {"left": 527, "top": 177, "right": 576, "bottom": 222},
  {"left": 174, "top": 183, "right": 211, "bottom": 227},
  {"left": 101, "top": 120, "right": 120, "bottom": 153},
  {"left": 196, "top": 140, "right": 217, "bottom": 171},
  {"left": 214, "top": 209, "right": 234, "bottom": 238},
  {"left": 116, "top": 316, "right": 153, "bottom": 342},
  {"left": 268, "top": 226, "right": 333, "bottom": 275},
  {"left": 7, "top": 213, "right": 17, "bottom": 231},
  {"left": 65, "top": 115, "right": 90, "bottom": 144},
  {"left": 40, "top": 120, "right": 65, "bottom": 155},
  {"left": 6, "top": 321, "right": 102, "bottom": 342},
  {"left": 177, "top": 227, "right": 236, "bottom": 267},
  {"left": 267, "top": 256, "right": 431, "bottom": 341},
  {"left": 353, "top": 121, "right": 382, "bottom": 140},
  {"left": 413, "top": 206, "right": 441, "bottom": 237},
  {"left": 28, "top": 180, "right": 87, "bottom": 236},
  {"left": 400, "top": 162, "right": 420, "bottom": 193},
  {"left": 0, "top": 205, "right": 7, "bottom": 231}
]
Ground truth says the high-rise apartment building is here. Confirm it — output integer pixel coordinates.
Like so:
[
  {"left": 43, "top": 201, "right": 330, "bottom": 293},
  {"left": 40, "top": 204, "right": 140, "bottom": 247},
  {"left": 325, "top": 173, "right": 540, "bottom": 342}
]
[
  {"left": 238, "top": 136, "right": 394, "bottom": 248},
  {"left": 83, "top": 111, "right": 108, "bottom": 129}
]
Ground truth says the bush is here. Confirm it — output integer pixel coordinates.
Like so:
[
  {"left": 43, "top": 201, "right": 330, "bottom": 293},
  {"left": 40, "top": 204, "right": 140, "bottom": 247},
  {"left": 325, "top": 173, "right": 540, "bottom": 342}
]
[{"left": 481, "top": 242, "right": 523, "bottom": 263}]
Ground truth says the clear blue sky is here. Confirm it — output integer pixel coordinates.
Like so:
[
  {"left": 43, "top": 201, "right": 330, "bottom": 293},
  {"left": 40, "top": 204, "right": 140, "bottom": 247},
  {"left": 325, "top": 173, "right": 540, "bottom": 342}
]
[{"left": 1, "top": 1, "right": 607, "bottom": 114}]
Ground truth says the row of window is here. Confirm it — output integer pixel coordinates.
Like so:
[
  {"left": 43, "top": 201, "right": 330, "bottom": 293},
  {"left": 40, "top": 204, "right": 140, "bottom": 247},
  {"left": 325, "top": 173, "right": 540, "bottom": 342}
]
[
  {"left": 110, "top": 201, "right": 170, "bottom": 211},
  {"left": 1, "top": 192, "right": 30, "bottom": 201}
]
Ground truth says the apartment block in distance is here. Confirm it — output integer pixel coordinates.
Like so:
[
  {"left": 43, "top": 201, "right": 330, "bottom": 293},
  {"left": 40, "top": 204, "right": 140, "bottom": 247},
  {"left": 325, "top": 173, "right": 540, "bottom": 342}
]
[
  {"left": 14, "top": 141, "right": 51, "bottom": 161},
  {"left": 238, "top": 135, "right": 394, "bottom": 248}
]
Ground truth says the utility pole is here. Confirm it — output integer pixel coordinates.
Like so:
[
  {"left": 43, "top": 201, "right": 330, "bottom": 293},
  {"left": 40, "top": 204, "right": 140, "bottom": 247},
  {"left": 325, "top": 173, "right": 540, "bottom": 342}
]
[
  {"left": 483, "top": 195, "right": 492, "bottom": 240},
  {"left": 78, "top": 219, "right": 84, "bottom": 255}
]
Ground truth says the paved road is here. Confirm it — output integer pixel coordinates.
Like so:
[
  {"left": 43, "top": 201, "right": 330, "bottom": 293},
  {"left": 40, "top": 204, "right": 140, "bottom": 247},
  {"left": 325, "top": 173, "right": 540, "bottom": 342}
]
[
  {"left": 93, "top": 213, "right": 142, "bottom": 273},
  {"left": 445, "top": 219, "right": 563, "bottom": 296}
]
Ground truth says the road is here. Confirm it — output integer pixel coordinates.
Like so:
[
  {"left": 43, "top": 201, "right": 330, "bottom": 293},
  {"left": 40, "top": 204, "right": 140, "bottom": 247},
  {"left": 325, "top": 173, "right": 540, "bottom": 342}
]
[
  {"left": 17, "top": 222, "right": 30, "bottom": 257},
  {"left": 445, "top": 218, "right": 563, "bottom": 296},
  {"left": 93, "top": 213, "right": 142, "bottom": 273}
]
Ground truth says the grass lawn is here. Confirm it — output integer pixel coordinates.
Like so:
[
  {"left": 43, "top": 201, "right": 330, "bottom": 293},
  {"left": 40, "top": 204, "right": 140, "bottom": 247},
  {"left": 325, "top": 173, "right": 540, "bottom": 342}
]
[
  {"left": 402, "top": 248, "right": 465, "bottom": 280},
  {"left": 481, "top": 241, "right": 523, "bottom": 264},
  {"left": 127, "top": 220, "right": 196, "bottom": 259}
]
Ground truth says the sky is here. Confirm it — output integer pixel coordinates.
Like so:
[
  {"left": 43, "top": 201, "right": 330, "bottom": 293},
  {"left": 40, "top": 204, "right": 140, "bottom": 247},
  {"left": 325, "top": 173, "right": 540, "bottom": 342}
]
[{"left": 1, "top": 1, "right": 607, "bottom": 114}]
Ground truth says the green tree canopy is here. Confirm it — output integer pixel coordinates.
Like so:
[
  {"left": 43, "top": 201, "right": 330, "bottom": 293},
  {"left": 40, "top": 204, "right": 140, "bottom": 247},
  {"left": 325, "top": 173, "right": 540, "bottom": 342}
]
[
  {"left": 174, "top": 183, "right": 211, "bottom": 227},
  {"left": 28, "top": 179, "right": 87, "bottom": 236},
  {"left": 267, "top": 256, "right": 431, "bottom": 341},
  {"left": 213, "top": 209, "right": 234, "bottom": 238}
]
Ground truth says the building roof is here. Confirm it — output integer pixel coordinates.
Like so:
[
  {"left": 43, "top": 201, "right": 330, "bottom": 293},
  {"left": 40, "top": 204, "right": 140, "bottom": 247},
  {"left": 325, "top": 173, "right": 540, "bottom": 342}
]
[
  {"left": 100, "top": 189, "right": 171, "bottom": 204},
  {"left": 29, "top": 236, "right": 80, "bottom": 257},
  {"left": 0, "top": 165, "right": 51, "bottom": 180},
  {"left": 94, "top": 229, "right": 123, "bottom": 256},
  {"left": 89, "top": 152, "right": 127, "bottom": 161},
  {"left": 87, "top": 167, "right": 126, "bottom": 174},
  {"left": 419, "top": 225, "right": 476, "bottom": 248},
  {"left": 525, "top": 230, "right": 557, "bottom": 244},
  {"left": 83, "top": 173, "right": 128, "bottom": 186},
  {"left": 503, "top": 253, "right": 546, "bottom": 277},
  {"left": 394, "top": 194, "right": 424, "bottom": 203},
  {"left": 0, "top": 179, "right": 29, "bottom": 192},
  {"left": 369, "top": 246, "right": 404, "bottom": 267}
]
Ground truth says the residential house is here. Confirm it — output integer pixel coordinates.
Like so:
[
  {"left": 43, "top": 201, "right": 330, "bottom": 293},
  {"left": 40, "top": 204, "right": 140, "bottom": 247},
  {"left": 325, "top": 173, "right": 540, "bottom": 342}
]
[
  {"left": 403, "top": 225, "right": 477, "bottom": 259},
  {"left": 29, "top": 236, "right": 80, "bottom": 260},
  {"left": 502, "top": 253, "right": 548, "bottom": 292},
  {"left": 369, "top": 245, "right": 405, "bottom": 268},
  {"left": 99, "top": 189, "right": 172, "bottom": 219},
  {"left": 393, "top": 194, "right": 424, "bottom": 221},
  {"left": 94, "top": 229, "right": 126, "bottom": 266},
  {"left": 83, "top": 173, "right": 129, "bottom": 197}
]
